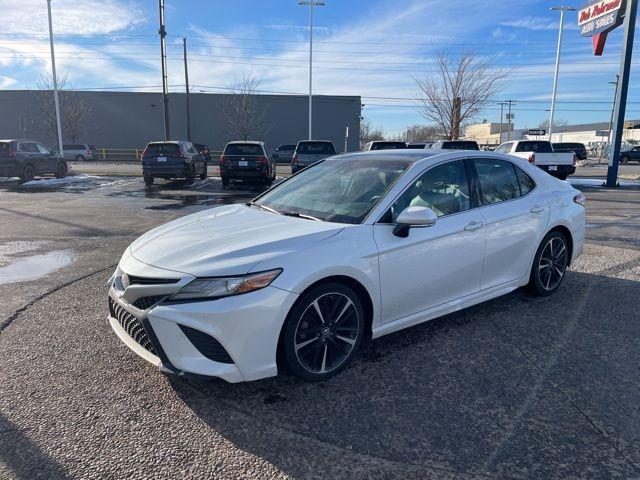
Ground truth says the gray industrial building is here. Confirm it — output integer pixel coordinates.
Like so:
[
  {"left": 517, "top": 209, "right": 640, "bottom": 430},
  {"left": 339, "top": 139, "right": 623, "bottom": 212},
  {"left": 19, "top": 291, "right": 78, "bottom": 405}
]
[{"left": 0, "top": 90, "right": 362, "bottom": 152}]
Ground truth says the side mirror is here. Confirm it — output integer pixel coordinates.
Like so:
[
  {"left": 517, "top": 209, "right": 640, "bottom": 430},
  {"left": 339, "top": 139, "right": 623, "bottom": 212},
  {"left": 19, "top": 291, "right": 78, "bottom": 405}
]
[
  {"left": 393, "top": 206, "right": 437, "bottom": 238},
  {"left": 272, "top": 153, "right": 279, "bottom": 159}
]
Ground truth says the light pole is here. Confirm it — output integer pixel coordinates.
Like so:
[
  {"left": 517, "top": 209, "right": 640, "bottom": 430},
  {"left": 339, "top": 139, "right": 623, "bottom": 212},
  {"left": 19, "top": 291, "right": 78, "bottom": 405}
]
[
  {"left": 605, "top": 75, "right": 619, "bottom": 164},
  {"left": 298, "top": 1, "right": 325, "bottom": 140},
  {"left": 46, "top": 0, "right": 63, "bottom": 158},
  {"left": 548, "top": 6, "right": 576, "bottom": 142}
]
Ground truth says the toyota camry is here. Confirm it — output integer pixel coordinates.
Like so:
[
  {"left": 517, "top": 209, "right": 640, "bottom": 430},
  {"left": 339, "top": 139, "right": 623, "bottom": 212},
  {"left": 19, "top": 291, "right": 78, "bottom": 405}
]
[{"left": 108, "top": 150, "right": 585, "bottom": 382}]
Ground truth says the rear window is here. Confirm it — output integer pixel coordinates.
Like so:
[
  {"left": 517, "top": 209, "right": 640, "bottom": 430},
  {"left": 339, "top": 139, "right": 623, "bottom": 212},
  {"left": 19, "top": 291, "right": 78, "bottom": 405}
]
[
  {"left": 442, "top": 141, "right": 479, "bottom": 150},
  {"left": 371, "top": 142, "right": 407, "bottom": 150},
  {"left": 0, "top": 142, "right": 10, "bottom": 155},
  {"left": 146, "top": 143, "right": 180, "bottom": 156},
  {"left": 515, "top": 141, "right": 553, "bottom": 153},
  {"left": 63, "top": 144, "right": 85, "bottom": 150},
  {"left": 277, "top": 144, "right": 296, "bottom": 151},
  {"left": 406, "top": 143, "right": 426, "bottom": 149},
  {"left": 297, "top": 141, "right": 336, "bottom": 155},
  {"left": 223, "top": 144, "right": 264, "bottom": 156}
]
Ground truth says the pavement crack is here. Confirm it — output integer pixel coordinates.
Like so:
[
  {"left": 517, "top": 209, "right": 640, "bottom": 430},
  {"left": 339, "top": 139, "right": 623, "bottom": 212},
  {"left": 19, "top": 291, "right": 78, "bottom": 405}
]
[{"left": 0, "top": 264, "right": 116, "bottom": 335}]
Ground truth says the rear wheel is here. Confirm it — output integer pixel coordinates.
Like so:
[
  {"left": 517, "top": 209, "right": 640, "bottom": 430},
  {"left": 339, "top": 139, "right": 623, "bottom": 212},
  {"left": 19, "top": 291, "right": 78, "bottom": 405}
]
[
  {"left": 55, "top": 161, "right": 68, "bottom": 178},
  {"left": 144, "top": 175, "right": 154, "bottom": 187},
  {"left": 185, "top": 165, "right": 196, "bottom": 184},
  {"left": 20, "top": 164, "right": 35, "bottom": 183},
  {"left": 282, "top": 283, "right": 364, "bottom": 382},
  {"left": 199, "top": 162, "right": 207, "bottom": 180},
  {"left": 221, "top": 177, "right": 229, "bottom": 188},
  {"left": 528, "top": 231, "right": 569, "bottom": 296},
  {"left": 621, "top": 156, "right": 629, "bottom": 164},
  {"left": 75, "top": 155, "right": 85, "bottom": 162}
]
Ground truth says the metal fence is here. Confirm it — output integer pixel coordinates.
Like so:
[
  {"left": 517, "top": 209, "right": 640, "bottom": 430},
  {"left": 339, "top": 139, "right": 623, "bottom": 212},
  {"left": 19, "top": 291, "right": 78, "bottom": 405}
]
[{"left": 94, "top": 148, "right": 223, "bottom": 162}]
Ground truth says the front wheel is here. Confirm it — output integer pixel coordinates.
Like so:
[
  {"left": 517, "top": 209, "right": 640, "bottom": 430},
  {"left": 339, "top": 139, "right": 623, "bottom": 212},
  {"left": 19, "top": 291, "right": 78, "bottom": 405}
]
[
  {"left": 20, "top": 164, "right": 35, "bottom": 183},
  {"left": 528, "top": 231, "right": 569, "bottom": 296},
  {"left": 282, "top": 283, "right": 364, "bottom": 382},
  {"left": 199, "top": 163, "right": 207, "bottom": 181},
  {"left": 75, "top": 155, "right": 85, "bottom": 162},
  {"left": 144, "top": 175, "right": 154, "bottom": 187},
  {"left": 55, "top": 161, "right": 68, "bottom": 178},
  {"left": 221, "top": 177, "right": 229, "bottom": 188}
]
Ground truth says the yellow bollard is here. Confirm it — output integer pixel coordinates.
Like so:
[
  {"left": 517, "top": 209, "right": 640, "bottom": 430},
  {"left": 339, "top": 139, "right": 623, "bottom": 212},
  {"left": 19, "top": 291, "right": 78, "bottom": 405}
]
[{"left": 102, "top": 148, "right": 106, "bottom": 159}]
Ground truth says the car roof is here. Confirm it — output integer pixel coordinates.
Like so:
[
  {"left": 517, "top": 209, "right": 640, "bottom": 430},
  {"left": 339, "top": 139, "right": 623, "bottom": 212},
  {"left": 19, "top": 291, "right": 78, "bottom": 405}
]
[
  {"left": 330, "top": 149, "right": 441, "bottom": 163},
  {"left": 147, "top": 140, "right": 184, "bottom": 145},
  {"left": 297, "top": 139, "right": 333, "bottom": 143},
  {"left": 227, "top": 140, "right": 264, "bottom": 145}
]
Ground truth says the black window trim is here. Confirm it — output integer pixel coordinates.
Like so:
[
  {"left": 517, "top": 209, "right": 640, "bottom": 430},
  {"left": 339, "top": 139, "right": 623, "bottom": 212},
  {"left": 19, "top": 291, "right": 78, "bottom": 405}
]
[
  {"left": 373, "top": 158, "right": 478, "bottom": 225},
  {"left": 470, "top": 157, "right": 537, "bottom": 208}
]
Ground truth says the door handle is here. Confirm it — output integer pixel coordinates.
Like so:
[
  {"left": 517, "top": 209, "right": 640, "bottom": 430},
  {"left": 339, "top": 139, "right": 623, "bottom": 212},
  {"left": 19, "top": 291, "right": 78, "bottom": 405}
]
[
  {"left": 464, "top": 221, "right": 484, "bottom": 231},
  {"left": 530, "top": 205, "right": 545, "bottom": 214}
]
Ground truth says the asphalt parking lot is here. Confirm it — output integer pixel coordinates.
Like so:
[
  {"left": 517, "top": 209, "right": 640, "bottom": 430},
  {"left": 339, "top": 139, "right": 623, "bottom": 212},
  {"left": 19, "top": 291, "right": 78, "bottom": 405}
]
[{"left": 1, "top": 167, "right": 640, "bottom": 479}]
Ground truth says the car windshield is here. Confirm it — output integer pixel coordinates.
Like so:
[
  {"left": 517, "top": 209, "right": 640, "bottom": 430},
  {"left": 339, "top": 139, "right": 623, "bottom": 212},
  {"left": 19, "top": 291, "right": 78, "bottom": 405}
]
[
  {"left": 146, "top": 143, "right": 179, "bottom": 156},
  {"left": 297, "top": 142, "right": 336, "bottom": 155},
  {"left": 442, "top": 141, "right": 479, "bottom": 150},
  {"left": 255, "top": 158, "right": 411, "bottom": 224},
  {"left": 224, "top": 144, "right": 263, "bottom": 155}
]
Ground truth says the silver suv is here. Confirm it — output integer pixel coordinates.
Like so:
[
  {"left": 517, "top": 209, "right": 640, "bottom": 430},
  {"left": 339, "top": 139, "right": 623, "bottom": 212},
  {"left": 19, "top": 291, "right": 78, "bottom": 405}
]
[{"left": 52, "top": 144, "right": 96, "bottom": 161}]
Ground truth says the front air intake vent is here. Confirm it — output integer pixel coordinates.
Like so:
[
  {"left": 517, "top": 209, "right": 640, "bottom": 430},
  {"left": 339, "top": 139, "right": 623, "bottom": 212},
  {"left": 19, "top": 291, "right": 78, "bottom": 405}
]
[{"left": 178, "top": 325, "right": 234, "bottom": 364}]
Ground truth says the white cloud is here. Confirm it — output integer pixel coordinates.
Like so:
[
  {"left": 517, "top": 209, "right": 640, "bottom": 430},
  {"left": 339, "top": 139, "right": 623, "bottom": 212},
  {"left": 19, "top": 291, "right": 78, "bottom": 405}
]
[
  {"left": 0, "top": 0, "right": 144, "bottom": 35},
  {"left": 501, "top": 16, "right": 578, "bottom": 31}
]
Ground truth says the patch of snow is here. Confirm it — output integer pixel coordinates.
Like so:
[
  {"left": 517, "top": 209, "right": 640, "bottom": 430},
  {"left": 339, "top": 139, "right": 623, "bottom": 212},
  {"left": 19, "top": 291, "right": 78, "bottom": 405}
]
[{"left": 21, "top": 174, "right": 102, "bottom": 187}]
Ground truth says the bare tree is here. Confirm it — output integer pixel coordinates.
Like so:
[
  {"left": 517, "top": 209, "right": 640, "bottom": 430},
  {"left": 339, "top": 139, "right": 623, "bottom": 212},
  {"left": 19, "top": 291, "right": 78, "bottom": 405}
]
[
  {"left": 29, "top": 74, "right": 91, "bottom": 143},
  {"left": 223, "top": 75, "right": 267, "bottom": 141},
  {"left": 416, "top": 52, "right": 508, "bottom": 140},
  {"left": 359, "top": 117, "right": 385, "bottom": 146},
  {"left": 401, "top": 124, "right": 441, "bottom": 143},
  {"left": 538, "top": 118, "right": 567, "bottom": 130}
]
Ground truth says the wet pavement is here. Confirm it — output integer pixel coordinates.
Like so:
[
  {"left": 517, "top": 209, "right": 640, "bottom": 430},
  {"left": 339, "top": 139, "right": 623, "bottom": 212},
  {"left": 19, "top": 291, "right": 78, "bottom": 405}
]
[{"left": 0, "top": 171, "right": 639, "bottom": 479}]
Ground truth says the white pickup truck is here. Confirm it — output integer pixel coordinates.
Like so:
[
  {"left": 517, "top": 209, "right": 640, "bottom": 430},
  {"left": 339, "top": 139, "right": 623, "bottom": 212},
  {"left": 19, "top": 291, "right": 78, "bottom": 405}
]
[{"left": 495, "top": 140, "right": 576, "bottom": 180}]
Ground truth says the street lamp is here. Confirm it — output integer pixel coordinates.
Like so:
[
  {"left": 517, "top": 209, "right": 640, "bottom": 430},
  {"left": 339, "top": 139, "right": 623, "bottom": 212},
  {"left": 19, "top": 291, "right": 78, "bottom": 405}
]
[
  {"left": 547, "top": 6, "right": 576, "bottom": 142},
  {"left": 46, "top": 0, "right": 64, "bottom": 159},
  {"left": 298, "top": 0, "right": 325, "bottom": 140}
]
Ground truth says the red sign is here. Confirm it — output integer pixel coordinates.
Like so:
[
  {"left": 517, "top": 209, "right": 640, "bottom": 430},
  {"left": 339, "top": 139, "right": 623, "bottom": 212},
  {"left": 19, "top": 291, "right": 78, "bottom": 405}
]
[{"left": 578, "top": 0, "right": 626, "bottom": 55}]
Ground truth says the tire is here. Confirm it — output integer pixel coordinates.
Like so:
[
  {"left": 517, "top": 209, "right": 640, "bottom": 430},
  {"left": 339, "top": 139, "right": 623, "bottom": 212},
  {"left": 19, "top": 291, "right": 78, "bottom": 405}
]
[
  {"left": 221, "top": 177, "right": 229, "bottom": 188},
  {"left": 558, "top": 174, "right": 568, "bottom": 181},
  {"left": 621, "top": 156, "right": 629, "bottom": 164},
  {"left": 144, "top": 175, "right": 154, "bottom": 187},
  {"left": 199, "top": 163, "right": 207, "bottom": 181},
  {"left": 282, "top": 283, "right": 364, "bottom": 382},
  {"left": 528, "top": 231, "right": 569, "bottom": 296},
  {"left": 20, "top": 164, "right": 35, "bottom": 183},
  {"left": 55, "top": 161, "right": 68, "bottom": 179},
  {"left": 185, "top": 165, "right": 196, "bottom": 184},
  {"left": 75, "top": 155, "right": 85, "bottom": 162}
]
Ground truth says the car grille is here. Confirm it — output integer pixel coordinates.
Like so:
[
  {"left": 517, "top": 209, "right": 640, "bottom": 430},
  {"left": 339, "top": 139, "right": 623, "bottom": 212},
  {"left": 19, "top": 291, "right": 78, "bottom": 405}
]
[
  {"left": 178, "top": 324, "right": 233, "bottom": 364},
  {"left": 132, "top": 295, "right": 166, "bottom": 310},
  {"left": 109, "top": 297, "right": 156, "bottom": 355}
]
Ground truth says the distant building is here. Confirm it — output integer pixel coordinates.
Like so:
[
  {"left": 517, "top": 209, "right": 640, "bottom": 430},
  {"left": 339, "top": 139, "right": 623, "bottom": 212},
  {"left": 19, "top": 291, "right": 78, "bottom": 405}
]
[
  {"left": 0, "top": 90, "right": 362, "bottom": 152},
  {"left": 464, "top": 120, "right": 640, "bottom": 146}
]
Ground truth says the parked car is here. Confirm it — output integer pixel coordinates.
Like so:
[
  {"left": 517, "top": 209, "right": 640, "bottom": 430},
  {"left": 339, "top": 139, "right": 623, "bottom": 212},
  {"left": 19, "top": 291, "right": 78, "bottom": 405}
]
[
  {"left": 553, "top": 142, "right": 588, "bottom": 161},
  {"left": 51, "top": 144, "right": 95, "bottom": 162},
  {"left": 141, "top": 141, "right": 207, "bottom": 187},
  {"left": 362, "top": 141, "right": 407, "bottom": 151},
  {"left": 107, "top": 149, "right": 585, "bottom": 383},
  {"left": 0, "top": 139, "right": 68, "bottom": 182},
  {"left": 620, "top": 145, "right": 640, "bottom": 163},
  {"left": 219, "top": 141, "right": 275, "bottom": 188},
  {"left": 292, "top": 140, "right": 337, "bottom": 173},
  {"left": 430, "top": 140, "right": 480, "bottom": 151},
  {"left": 496, "top": 140, "right": 576, "bottom": 180},
  {"left": 406, "top": 142, "right": 434, "bottom": 149},
  {"left": 193, "top": 143, "right": 212, "bottom": 163},
  {"left": 272, "top": 144, "right": 296, "bottom": 163}
]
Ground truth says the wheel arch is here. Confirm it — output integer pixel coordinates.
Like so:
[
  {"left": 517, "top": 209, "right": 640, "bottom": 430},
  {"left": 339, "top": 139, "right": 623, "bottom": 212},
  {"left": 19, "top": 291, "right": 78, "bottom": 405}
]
[
  {"left": 545, "top": 224, "right": 574, "bottom": 266},
  {"left": 275, "top": 274, "right": 375, "bottom": 369}
]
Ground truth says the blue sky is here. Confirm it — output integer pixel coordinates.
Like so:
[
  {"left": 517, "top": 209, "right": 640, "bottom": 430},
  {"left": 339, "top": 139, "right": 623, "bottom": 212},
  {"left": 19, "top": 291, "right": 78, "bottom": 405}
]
[{"left": 1, "top": 0, "right": 639, "bottom": 135}]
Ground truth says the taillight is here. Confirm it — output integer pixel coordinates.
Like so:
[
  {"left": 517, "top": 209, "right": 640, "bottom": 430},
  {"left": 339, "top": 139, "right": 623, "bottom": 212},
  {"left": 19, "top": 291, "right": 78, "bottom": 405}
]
[
  {"left": 219, "top": 156, "right": 229, "bottom": 164},
  {"left": 574, "top": 193, "right": 586, "bottom": 206},
  {"left": 528, "top": 153, "right": 536, "bottom": 163},
  {"left": 257, "top": 156, "right": 268, "bottom": 164},
  {"left": 573, "top": 154, "right": 578, "bottom": 166},
  {"left": 292, "top": 155, "right": 298, "bottom": 165}
]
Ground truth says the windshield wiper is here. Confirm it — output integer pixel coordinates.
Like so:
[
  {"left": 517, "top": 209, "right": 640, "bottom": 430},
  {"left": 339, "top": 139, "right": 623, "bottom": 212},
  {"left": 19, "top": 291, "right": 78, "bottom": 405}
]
[
  {"left": 279, "top": 210, "right": 323, "bottom": 222},
  {"left": 248, "top": 202, "right": 280, "bottom": 215}
]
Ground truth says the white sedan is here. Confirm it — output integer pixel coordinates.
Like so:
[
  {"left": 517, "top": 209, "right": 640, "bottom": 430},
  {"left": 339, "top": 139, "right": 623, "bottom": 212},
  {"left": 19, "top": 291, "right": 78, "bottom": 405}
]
[{"left": 108, "top": 150, "right": 585, "bottom": 382}]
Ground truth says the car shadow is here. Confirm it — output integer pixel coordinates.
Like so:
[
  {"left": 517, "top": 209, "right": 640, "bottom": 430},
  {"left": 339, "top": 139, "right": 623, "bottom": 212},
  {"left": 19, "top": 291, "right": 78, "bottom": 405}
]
[{"left": 169, "top": 270, "right": 640, "bottom": 479}]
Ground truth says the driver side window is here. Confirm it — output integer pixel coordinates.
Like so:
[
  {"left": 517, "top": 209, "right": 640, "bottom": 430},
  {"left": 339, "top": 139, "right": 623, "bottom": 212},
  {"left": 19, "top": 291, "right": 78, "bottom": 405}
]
[{"left": 385, "top": 160, "right": 471, "bottom": 223}]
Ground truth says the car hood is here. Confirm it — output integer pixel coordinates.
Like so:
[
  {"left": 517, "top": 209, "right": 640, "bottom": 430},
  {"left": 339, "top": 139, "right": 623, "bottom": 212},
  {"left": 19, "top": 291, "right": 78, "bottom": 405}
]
[{"left": 129, "top": 204, "right": 344, "bottom": 277}]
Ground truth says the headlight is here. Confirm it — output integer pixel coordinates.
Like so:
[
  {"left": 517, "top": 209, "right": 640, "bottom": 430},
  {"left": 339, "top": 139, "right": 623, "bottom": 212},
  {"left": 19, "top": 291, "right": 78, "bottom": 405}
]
[{"left": 170, "top": 269, "right": 282, "bottom": 301}]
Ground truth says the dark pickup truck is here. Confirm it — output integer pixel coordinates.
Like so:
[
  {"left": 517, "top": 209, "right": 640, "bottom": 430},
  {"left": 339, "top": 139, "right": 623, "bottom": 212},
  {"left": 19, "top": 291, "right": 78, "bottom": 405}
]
[
  {"left": 0, "top": 139, "right": 68, "bottom": 182},
  {"left": 553, "top": 142, "right": 588, "bottom": 161},
  {"left": 620, "top": 146, "right": 640, "bottom": 163}
]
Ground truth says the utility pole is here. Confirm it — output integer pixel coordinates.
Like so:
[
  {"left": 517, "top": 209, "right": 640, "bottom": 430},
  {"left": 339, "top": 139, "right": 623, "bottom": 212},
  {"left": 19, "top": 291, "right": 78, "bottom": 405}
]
[
  {"left": 344, "top": 126, "right": 349, "bottom": 153},
  {"left": 506, "top": 100, "right": 515, "bottom": 141},
  {"left": 607, "top": 0, "right": 637, "bottom": 187},
  {"left": 46, "top": 0, "right": 64, "bottom": 158},
  {"left": 298, "top": 1, "right": 325, "bottom": 140},
  {"left": 498, "top": 101, "right": 506, "bottom": 144},
  {"left": 548, "top": 6, "right": 576, "bottom": 142},
  {"left": 158, "top": 0, "right": 170, "bottom": 141},
  {"left": 183, "top": 36, "right": 191, "bottom": 141}
]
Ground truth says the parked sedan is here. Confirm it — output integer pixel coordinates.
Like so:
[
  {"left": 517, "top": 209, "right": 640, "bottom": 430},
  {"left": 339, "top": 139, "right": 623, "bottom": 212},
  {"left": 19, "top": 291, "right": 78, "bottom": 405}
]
[
  {"left": 141, "top": 141, "right": 206, "bottom": 187},
  {"left": 219, "top": 141, "right": 276, "bottom": 187},
  {"left": 0, "top": 139, "right": 68, "bottom": 182},
  {"left": 108, "top": 150, "right": 585, "bottom": 383},
  {"left": 620, "top": 145, "right": 640, "bottom": 163}
]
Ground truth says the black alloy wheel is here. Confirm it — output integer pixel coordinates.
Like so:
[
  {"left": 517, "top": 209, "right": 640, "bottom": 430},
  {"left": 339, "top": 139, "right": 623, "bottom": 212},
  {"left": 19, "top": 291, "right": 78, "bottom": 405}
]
[
  {"left": 20, "top": 164, "right": 35, "bottom": 183},
  {"left": 529, "top": 231, "right": 569, "bottom": 296},
  {"left": 283, "top": 283, "right": 364, "bottom": 381}
]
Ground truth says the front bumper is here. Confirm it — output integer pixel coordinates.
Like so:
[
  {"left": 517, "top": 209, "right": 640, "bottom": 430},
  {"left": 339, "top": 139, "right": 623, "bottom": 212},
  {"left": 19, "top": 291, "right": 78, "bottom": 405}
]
[
  {"left": 142, "top": 162, "right": 190, "bottom": 178},
  {"left": 220, "top": 168, "right": 269, "bottom": 181},
  {"left": 107, "top": 256, "right": 298, "bottom": 382}
]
